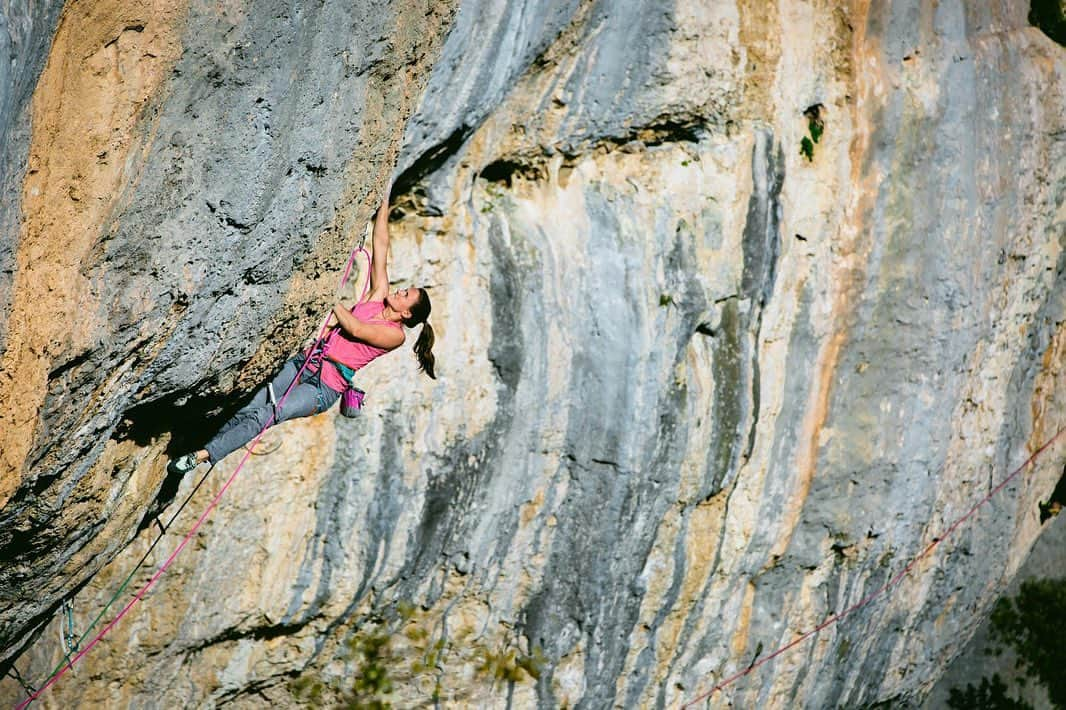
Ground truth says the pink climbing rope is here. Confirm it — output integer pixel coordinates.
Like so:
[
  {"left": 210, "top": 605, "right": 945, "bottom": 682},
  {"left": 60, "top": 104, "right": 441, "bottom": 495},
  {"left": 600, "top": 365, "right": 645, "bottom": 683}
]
[
  {"left": 350, "top": 243, "right": 372, "bottom": 303},
  {"left": 341, "top": 241, "right": 372, "bottom": 302},
  {"left": 680, "top": 424, "right": 1066, "bottom": 708},
  {"left": 15, "top": 242, "right": 370, "bottom": 709}
]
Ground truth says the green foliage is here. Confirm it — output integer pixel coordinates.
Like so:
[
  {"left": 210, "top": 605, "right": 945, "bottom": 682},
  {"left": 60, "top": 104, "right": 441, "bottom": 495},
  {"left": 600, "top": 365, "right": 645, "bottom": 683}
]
[
  {"left": 948, "top": 577, "right": 1066, "bottom": 708},
  {"left": 946, "top": 675, "right": 1034, "bottom": 710},
  {"left": 287, "top": 601, "right": 545, "bottom": 707},
  {"left": 479, "top": 181, "right": 503, "bottom": 211},
  {"left": 659, "top": 293, "right": 675, "bottom": 307},
  {"left": 988, "top": 577, "right": 1066, "bottom": 707},
  {"left": 288, "top": 630, "right": 392, "bottom": 708},
  {"left": 474, "top": 643, "right": 546, "bottom": 686},
  {"left": 289, "top": 675, "right": 326, "bottom": 705},
  {"left": 808, "top": 119, "right": 824, "bottom": 144},
  {"left": 479, "top": 183, "right": 503, "bottom": 213},
  {"left": 346, "top": 629, "right": 396, "bottom": 707},
  {"left": 799, "top": 104, "right": 825, "bottom": 162}
]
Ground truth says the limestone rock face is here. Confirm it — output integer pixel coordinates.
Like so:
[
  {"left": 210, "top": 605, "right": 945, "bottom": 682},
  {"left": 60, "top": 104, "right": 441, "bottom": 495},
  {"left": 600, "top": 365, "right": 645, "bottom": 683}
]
[
  {"left": 0, "top": 0, "right": 457, "bottom": 689},
  {"left": 2, "top": 1, "right": 1065, "bottom": 708}
]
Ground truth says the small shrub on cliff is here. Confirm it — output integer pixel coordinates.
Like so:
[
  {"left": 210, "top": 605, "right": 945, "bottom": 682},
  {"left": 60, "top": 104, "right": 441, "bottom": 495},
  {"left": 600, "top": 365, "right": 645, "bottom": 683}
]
[
  {"left": 799, "top": 104, "right": 825, "bottom": 162},
  {"left": 288, "top": 621, "right": 400, "bottom": 709},
  {"left": 475, "top": 642, "right": 545, "bottom": 685},
  {"left": 946, "top": 675, "right": 1034, "bottom": 710},
  {"left": 947, "top": 576, "right": 1066, "bottom": 709},
  {"left": 288, "top": 601, "right": 544, "bottom": 707},
  {"left": 988, "top": 577, "right": 1066, "bottom": 707},
  {"left": 346, "top": 628, "right": 397, "bottom": 707}
]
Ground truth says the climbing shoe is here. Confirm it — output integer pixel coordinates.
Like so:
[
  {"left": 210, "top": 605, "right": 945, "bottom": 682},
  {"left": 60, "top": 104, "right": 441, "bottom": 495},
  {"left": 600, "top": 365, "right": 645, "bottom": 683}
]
[{"left": 167, "top": 453, "right": 199, "bottom": 476}]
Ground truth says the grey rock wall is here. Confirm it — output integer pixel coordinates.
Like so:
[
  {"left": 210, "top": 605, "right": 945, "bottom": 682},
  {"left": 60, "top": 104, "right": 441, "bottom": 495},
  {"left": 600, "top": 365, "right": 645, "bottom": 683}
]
[
  {"left": 0, "top": 0, "right": 64, "bottom": 353},
  {"left": 0, "top": 0, "right": 456, "bottom": 680}
]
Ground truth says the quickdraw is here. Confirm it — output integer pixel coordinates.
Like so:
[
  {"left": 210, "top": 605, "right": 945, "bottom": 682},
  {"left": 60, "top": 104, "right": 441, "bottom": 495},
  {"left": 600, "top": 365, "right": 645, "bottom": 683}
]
[{"left": 58, "top": 599, "right": 78, "bottom": 675}]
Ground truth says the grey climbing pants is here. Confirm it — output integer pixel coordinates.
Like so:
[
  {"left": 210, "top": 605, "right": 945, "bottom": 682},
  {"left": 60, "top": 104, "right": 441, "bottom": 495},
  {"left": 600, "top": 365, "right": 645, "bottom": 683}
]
[{"left": 204, "top": 356, "right": 341, "bottom": 464}]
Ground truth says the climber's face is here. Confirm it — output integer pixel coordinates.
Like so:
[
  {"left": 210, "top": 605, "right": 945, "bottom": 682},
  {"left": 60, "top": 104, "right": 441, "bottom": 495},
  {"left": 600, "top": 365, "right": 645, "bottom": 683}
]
[{"left": 387, "top": 287, "right": 421, "bottom": 318}]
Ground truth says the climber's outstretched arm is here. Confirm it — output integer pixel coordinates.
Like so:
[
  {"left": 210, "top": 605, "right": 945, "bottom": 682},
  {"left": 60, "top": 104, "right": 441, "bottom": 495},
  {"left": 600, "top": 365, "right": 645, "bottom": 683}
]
[{"left": 366, "top": 193, "right": 390, "bottom": 303}]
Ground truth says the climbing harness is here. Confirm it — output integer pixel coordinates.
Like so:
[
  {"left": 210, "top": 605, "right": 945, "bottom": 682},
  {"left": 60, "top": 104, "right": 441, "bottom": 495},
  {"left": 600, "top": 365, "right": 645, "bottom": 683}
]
[
  {"left": 303, "top": 348, "right": 367, "bottom": 418},
  {"left": 680, "top": 424, "right": 1066, "bottom": 708},
  {"left": 13, "top": 223, "right": 376, "bottom": 709}
]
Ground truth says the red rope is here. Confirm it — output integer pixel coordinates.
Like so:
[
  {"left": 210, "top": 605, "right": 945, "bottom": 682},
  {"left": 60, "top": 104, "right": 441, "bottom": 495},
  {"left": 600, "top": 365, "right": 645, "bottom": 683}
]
[
  {"left": 681, "top": 425, "right": 1066, "bottom": 708},
  {"left": 15, "top": 244, "right": 368, "bottom": 709}
]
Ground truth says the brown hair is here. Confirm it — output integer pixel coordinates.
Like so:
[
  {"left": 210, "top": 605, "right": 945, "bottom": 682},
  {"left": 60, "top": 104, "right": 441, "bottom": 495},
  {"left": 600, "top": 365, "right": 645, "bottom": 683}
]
[{"left": 403, "top": 287, "right": 436, "bottom": 379}]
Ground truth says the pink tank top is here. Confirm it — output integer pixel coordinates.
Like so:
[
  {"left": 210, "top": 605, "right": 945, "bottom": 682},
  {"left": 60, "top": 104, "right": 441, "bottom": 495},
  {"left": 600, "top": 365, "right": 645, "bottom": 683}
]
[{"left": 308, "top": 300, "right": 403, "bottom": 392}]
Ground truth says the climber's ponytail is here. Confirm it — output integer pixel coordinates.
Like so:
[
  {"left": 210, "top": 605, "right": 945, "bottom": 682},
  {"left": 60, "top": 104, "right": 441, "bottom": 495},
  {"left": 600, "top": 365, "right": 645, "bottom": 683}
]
[
  {"left": 403, "top": 287, "right": 436, "bottom": 379},
  {"left": 414, "top": 322, "right": 436, "bottom": 379}
]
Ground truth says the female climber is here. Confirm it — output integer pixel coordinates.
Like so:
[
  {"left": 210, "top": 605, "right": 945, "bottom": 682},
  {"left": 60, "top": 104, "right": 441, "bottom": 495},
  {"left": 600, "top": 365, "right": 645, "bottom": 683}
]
[{"left": 167, "top": 193, "right": 436, "bottom": 476}]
